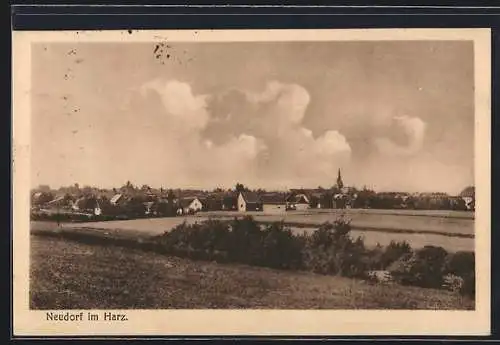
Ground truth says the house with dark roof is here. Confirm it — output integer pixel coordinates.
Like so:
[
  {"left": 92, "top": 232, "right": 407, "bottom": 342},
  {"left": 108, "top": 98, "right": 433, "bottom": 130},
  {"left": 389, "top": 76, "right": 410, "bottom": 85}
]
[
  {"left": 46, "top": 194, "right": 74, "bottom": 210},
  {"left": 72, "top": 196, "right": 102, "bottom": 216},
  {"left": 110, "top": 193, "right": 125, "bottom": 206},
  {"left": 177, "top": 197, "right": 203, "bottom": 215},
  {"left": 260, "top": 193, "right": 287, "bottom": 214},
  {"left": 237, "top": 192, "right": 262, "bottom": 212},
  {"left": 286, "top": 193, "right": 310, "bottom": 211}
]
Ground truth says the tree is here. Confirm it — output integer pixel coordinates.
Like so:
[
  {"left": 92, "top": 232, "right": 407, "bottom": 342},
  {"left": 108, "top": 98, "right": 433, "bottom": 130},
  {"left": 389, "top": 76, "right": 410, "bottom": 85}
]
[
  {"left": 32, "top": 191, "right": 54, "bottom": 206},
  {"left": 235, "top": 183, "right": 248, "bottom": 193},
  {"left": 37, "top": 184, "right": 51, "bottom": 192}
]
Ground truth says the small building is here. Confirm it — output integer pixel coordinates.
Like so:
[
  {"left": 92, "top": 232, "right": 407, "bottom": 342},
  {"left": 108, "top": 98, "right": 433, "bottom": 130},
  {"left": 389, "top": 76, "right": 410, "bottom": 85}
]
[
  {"left": 110, "top": 193, "right": 125, "bottom": 206},
  {"left": 332, "top": 193, "right": 348, "bottom": 209},
  {"left": 459, "top": 186, "right": 475, "bottom": 211},
  {"left": 177, "top": 197, "right": 203, "bottom": 215},
  {"left": 261, "top": 193, "right": 287, "bottom": 214},
  {"left": 46, "top": 194, "right": 74, "bottom": 210},
  {"left": 310, "top": 192, "right": 323, "bottom": 209},
  {"left": 221, "top": 193, "right": 238, "bottom": 210},
  {"left": 237, "top": 192, "right": 262, "bottom": 212},
  {"left": 31, "top": 191, "right": 54, "bottom": 207},
  {"left": 287, "top": 193, "right": 310, "bottom": 211},
  {"left": 143, "top": 201, "right": 157, "bottom": 216},
  {"left": 72, "top": 196, "right": 102, "bottom": 216}
]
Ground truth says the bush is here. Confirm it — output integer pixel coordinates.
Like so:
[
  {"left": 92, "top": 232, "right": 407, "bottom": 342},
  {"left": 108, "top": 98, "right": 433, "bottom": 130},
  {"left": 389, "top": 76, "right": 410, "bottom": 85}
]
[
  {"left": 389, "top": 245, "right": 448, "bottom": 289},
  {"left": 149, "top": 216, "right": 472, "bottom": 296},
  {"left": 379, "top": 240, "right": 413, "bottom": 270},
  {"left": 227, "top": 216, "right": 265, "bottom": 266},
  {"left": 303, "top": 219, "right": 368, "bottom": 278},
  {"left": 443, "top": 251, "right": 475, "bottom": 298},
  {"left": 260, "top": 222, "right": 304, "bottom": 270},
  {"left": 460, "top": 272, "right": 475, "bottom": 298},
  {"left": 443, "top": 251, "right": 475, "bottom": 278}
]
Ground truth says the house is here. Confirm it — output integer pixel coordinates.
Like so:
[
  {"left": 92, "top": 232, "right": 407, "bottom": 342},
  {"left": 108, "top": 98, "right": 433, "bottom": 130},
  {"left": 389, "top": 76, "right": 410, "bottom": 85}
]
[
  {"left": 72, "top": 196, "right": 102, "bottom": 216},
  {"left": 286, "top": 193, "right": 310, "bottom": 211},
  {"left": 459, "top": 186, "right": 475, "bottom": 211},
  {"left": 110, "top": 193, "right": 125, "bottom": 206},
  {"left": 237, "top": 191, "right": 262, "bottom": 212},
  {"left": 46, "top": 194, "right": 74, "bottom": 210},
  {"left": 310, "top": 192, "right": 324, "bottom": 209},
  {"left": 260, "top": 193, "right": 287, "bottom": 214},
  {"left": 143, "top": 201, "right": 157, "bottom": 216},
  {"left": 177, "top": 197, "right": 203, "bottom": 215},
  {"left": 31, "top": 191, "right": 54, "bottom": 207},
  {"left": 222, "top": 193, "right": 238, "bottom": 210},
  {"left": 332, "top": 193, "right": 348, "bottom": 209}
]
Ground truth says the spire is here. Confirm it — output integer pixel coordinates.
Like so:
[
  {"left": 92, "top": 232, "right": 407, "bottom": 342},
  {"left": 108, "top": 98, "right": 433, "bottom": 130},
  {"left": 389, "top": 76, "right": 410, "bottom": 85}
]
[{"left": 337, "top": 168, "right": 344, "bottom": 190}]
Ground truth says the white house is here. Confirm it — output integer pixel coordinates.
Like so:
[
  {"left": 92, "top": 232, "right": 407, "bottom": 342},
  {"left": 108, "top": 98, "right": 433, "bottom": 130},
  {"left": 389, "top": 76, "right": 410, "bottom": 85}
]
[
  {"left": 459, "top": 186, "right": 475, "bottom": 211},
  {"left": 237, "top": 192, "right": 262, "bottom": 212},
  {"left": 177, "top": 197, "right": 203, "bottom": 215},
  {"left": 286, "top": 193, "right": 310, "bottom": 211}
]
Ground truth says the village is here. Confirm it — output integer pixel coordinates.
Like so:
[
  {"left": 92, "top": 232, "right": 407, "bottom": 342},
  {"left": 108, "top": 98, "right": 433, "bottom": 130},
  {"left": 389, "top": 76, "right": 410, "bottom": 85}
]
[{"left": 30, "top": 169, "right": 475, "bottom": 221}]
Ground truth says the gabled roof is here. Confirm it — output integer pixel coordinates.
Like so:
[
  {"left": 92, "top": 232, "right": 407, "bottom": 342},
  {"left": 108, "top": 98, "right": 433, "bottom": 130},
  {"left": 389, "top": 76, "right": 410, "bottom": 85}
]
[
  {"left": 47, "top": 196, "right": 65, "bottom": 205},
  {"left": 239, "top": 191, "right": 261, "bottom": 204},
  {"left": 294, "top": 194, "right": 310, "bottom": 204},
  {"left": 260, "top": 193, "right": 287, "bottom": 205},
  {"left": 178, "top": 197, "right": 200, "bottom": 208},
  {"left": 74, "top": 196, "right": 99, "bottom": 210},
  {"left": 110, "top": 194, "right": 123, "bottom": 204}
]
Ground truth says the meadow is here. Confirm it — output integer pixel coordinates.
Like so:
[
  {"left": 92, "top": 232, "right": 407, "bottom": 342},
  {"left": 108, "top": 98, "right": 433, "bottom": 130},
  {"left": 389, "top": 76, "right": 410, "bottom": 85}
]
[
  {"left": 61, "top": 209, "right": 474, "bottom": 252},
  {"left": 30, "top": 234, "right": 474, "bottom": 310}
]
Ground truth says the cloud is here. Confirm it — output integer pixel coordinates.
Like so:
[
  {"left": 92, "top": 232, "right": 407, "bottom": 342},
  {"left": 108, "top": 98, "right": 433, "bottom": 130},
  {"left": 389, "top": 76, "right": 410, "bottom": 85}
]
[
  {"left": 141, "top": 79, "right": 210, "bottom": 132},
  {"left": 132, "top": 78, "right": 351, "bottom": 189},
  {"left": 374, "top": 115, "right": 426, "bottom": 157}
]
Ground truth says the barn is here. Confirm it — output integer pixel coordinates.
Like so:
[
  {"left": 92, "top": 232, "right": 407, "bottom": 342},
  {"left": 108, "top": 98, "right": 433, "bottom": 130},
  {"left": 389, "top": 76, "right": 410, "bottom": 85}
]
[{"left": 261, "top": 193, "right": 287, "bottom": 214}]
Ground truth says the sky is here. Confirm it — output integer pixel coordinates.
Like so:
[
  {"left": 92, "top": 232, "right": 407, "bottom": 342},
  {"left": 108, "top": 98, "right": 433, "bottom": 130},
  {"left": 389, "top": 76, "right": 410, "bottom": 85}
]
[{"left": 31, "top": 40, "right": 474, "bottom": 194}]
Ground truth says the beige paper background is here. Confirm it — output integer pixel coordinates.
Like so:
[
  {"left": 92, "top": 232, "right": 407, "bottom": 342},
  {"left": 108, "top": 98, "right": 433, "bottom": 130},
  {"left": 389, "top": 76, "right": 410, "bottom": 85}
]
[{"left": 12, "top": 28, "right": 491, "bottom": 337}]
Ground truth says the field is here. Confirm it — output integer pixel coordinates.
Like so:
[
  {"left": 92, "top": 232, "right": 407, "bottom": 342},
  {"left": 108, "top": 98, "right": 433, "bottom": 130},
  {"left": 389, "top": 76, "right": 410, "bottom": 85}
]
[
  {"left": 30, "top": 234, "right": 474, "bottom": 310},
  {"left": 61, "top": 209, "right": 474, "bottom": 252}
]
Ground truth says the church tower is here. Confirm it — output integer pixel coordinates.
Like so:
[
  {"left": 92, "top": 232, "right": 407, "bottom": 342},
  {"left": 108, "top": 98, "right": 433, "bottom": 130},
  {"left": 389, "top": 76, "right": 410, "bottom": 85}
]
[{"left": 336, "top": 168, "right": 344, "bottom": 190}]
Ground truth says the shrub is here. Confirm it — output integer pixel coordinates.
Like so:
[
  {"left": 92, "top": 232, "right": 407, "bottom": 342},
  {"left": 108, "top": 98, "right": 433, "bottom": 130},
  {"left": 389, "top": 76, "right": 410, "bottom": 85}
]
[
  {"left": 260, "top": 222, "right": 304, "bottom": 270},
  {"left": 443, "top": 251, "right": 475, "bottom": 298},
  {"left": 303, "top": 219, "right": 368, "bottom": 278},
  {"left": 443, "top": 251, "right": 475, "bottom": 278},
  {"left": 389, "top": 245, "right": 448, "bottom": 289},
  {"left": 227, "top": 216, "right": 264, "bottom": 266},
  {"left": 379, "top": 240, "right": 413, "bottom": 270},
  {"left": 460, "top": 272, "right": 475, "bottom": 298}
]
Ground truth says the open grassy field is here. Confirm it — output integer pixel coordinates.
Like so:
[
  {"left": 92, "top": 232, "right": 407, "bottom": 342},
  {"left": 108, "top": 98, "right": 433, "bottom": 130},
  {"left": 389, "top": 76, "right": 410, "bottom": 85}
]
[
  {"left": 30, "top": 234, "right": 474, "bottom": 310},
  {"left": 59, "top": 208, "right": 474, "bottom": 252}
]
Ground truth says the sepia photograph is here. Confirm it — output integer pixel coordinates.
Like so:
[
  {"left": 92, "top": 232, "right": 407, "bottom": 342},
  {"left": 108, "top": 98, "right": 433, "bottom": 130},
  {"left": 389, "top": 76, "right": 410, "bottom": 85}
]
[{"left": 12, "top": 29, "right": 491, "bottom": 336}]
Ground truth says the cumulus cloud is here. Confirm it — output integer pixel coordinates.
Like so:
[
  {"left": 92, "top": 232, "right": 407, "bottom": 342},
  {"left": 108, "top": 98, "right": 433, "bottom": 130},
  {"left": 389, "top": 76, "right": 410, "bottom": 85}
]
[
  {"left": 135, "top": 78, "right": 351, "bottom": 189},
  {"left": 141, "top": 79, "right": 210, "bottom": 132},
  {"left": 374, "top": 115, "right": 426, "bottom": 157}
]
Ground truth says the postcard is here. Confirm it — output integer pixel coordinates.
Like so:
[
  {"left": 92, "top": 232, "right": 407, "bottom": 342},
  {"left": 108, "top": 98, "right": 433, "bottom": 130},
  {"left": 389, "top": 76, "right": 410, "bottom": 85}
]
[{"left": 12, "top": 28, "right": 491, "bottom": 336}]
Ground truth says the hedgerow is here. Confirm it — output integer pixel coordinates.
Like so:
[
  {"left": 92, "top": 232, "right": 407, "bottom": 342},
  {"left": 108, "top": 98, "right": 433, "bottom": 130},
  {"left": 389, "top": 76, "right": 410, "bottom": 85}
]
[{"left": 150, "top": 216, "right": 475, "bottom": 297}]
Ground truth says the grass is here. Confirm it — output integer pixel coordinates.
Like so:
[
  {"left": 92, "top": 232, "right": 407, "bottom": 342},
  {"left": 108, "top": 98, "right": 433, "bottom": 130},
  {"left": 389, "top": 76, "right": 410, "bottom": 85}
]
[
  {"left": 30, "top": 234, "right": 474, "bottom": 310},
  {"left": 53, "top": 207, "right": 474, "bottom": 252}
]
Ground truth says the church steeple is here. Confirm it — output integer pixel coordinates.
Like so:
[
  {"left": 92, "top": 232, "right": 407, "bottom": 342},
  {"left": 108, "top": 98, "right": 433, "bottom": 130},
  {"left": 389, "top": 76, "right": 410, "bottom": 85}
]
[{"left": 336, "top": 168, "right": 344, "bottom": 190}]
